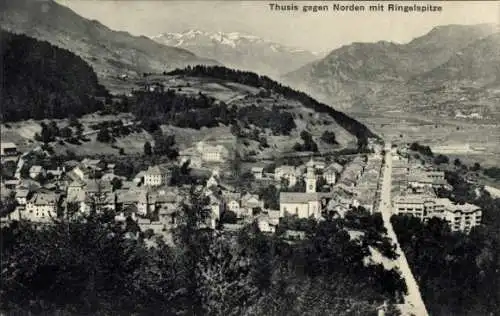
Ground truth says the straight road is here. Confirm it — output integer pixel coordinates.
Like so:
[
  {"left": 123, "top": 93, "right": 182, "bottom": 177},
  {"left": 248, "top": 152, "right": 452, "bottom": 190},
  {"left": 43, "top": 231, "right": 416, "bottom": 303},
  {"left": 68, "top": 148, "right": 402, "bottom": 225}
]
[{"left": 378, "top": 142, "right": 429, "bottom": 316}]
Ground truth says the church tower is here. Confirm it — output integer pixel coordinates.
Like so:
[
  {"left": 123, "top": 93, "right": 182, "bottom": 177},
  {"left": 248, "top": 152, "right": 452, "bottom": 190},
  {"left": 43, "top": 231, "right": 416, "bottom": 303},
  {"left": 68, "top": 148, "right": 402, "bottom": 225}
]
[{"left": 306, "top": 160, "right": 316, "bottom": 193}]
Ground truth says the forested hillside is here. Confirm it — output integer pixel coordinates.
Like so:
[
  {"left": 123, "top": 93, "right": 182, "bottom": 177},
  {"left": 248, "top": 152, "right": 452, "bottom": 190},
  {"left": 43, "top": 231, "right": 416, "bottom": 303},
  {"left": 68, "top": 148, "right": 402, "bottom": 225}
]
[
  {"left": 168, "top": 65, "right": 377, "bottom": 147},
  {"left": 1, "top": 30, "right": 108, "bottom": 121}
]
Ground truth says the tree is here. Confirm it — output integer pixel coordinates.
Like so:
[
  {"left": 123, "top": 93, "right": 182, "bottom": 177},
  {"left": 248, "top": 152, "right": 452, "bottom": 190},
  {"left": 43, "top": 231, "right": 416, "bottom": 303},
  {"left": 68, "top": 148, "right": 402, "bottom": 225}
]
[
  {"left": 111, "top": 178, "right": 123, "bottom": 191},
  {"left": 316, "top": 176, "right": 329, "bottom": 192},
  {"left": 60, "top": 127, "right": 73, "bottom": 138},
  {"left": 220, "top": 210, "right": 238, "bottom": 224},
  {"left": 454, "top": 158, "right": 462, "bottom": 167},
  {"left": 143, "top": 141, "right": 153, "bottom": 156},
  {"left": 231, "top": 151, "right": 242, "bottom": 178},
  {"left": 290, "top": 178, "right": 306, "bottom": 192},
  {"left": 471, "top": 162, "right": 481, "bottom": 172},
  {"left": 153, "top": 132, "right": 178, "bottom": 159},
  {"left": 96, "top": 129, "right": 112, "bottom": 143},
  {"left": 258, "top": 185, "right": 280, "bottom": 210},
  {"left": 321, "top": 130, "right": 337, "bottom": 144},
  {"left": 434, "top": 154, "right": 449, "bottom": 165}
]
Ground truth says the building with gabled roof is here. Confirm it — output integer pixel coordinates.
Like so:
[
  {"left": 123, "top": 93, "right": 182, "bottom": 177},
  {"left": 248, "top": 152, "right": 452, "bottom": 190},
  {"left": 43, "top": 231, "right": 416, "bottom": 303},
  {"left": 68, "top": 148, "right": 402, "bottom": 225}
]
[
  {"left": 279, "top": 192, "right": 330, "bottom": 219},
  {"left": 143, "top": 165, "right": 172, "bottom": 187},
  {"left": 1, "top": 142, "right": 17, "bottom": 156},
  {"left": 25, "top": 192, "right": 61, "bottom": 222}
]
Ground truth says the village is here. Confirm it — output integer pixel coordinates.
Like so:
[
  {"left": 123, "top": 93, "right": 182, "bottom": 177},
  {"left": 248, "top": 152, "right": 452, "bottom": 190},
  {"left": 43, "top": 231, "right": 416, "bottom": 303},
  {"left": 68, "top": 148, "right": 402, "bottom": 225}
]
[{"left": 0, "top": 136, "right": 483, "bottom": 242}]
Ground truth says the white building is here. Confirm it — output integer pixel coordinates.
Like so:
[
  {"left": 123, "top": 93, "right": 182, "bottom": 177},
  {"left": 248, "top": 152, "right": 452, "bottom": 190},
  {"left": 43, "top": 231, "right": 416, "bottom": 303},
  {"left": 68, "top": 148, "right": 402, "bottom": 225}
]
[
  {"left": 196, "top": 142, "right": 230, "bottom": 163},
  {"left": 222, "top": 192, "right": 241, "bottom": 215},
  {"left": 240, "top": 193, "right": 264, "bottom": 218},
  {"left": 275, "top": 165, "right": 298, "bottom": 187},
  {"left": 143, "top": 166, "right": 171, "bottom": 187},
  {"left": 393, "top": 194, "right": 482, "bottom": 233},
  {"left": 438, "top": 199, "right": 482, "bottom": 233},
  {"left": 15, "top": 189, "right": 31, "bottom": 207},
  {"left": 25, "top": 193, "right": 60, "bottom": 222},
  {"left": 279, "top": 192, "right": 323, "bottom": 219},
  {"left": 251, "top": 167, "right": 264, "bottom": 180},
  {"left": 29, "top": 165, "right": 45, "bottom": 179},
  {"left": 0, "top": 142, "right": 17, "bottom": 156},
  {"left": 179, "top": 147, "right": 203, "bottom": 168}
]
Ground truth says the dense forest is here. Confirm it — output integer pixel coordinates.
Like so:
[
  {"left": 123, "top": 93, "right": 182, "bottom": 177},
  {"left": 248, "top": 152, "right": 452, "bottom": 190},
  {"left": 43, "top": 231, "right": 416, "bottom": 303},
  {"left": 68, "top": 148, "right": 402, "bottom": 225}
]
[
  {"left": 1, "top": 30, "right": 108, "bottom": 121},
  {"left": 391, "top": 172, "right": 500, "bottom": 316},
  {"left": 1, "top": 192, "right": 405, "bottom": 315},
  {"left": 168, "top": 65, "right": 377, "bottom": 148}
]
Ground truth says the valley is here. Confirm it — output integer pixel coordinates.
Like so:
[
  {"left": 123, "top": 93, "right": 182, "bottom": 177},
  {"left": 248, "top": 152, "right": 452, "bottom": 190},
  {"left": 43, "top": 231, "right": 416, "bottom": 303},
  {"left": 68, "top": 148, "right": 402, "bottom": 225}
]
[{"left": 351, "top": 110, "right": 500, "bottom": 168}]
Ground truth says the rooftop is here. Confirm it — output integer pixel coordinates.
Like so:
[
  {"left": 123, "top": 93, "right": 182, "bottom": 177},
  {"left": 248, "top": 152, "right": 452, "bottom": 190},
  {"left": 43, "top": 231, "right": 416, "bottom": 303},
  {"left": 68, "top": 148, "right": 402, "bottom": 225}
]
[
  {"left": 280, "top": 192, "right": 330, "bottom": 203},
  {"left": 30, "top": 193, "right": 60, "bottom": 205}
]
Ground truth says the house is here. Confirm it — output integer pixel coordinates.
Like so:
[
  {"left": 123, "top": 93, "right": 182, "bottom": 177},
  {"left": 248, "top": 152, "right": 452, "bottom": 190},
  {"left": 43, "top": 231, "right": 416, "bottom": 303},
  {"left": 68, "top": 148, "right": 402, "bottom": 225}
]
[
  {"left": 29, "top": 165, "right": 45, "bottom": 179},
  {"left": 82, "top": 158, "right": 102, "bottom": 170},
  {"left": 393, "top": 194, "right": 436, "bottom": 220},
  {"left": 66, "top": 190, "right": 90, "bottom": 215},
  {"left": 143, "top": 165, "right": 172, "bottom": 187},
  {"left": 47, "top": 167, "right": 63, "bottom": 180},
  {"left": 0, "top": 142, "right": 17, "bottom": 156},
  {"left": 144, "top": 82, "right": 165, "bottom": 93},
  {"left": 137, "top": 190, "right": 151, "bottom": 216},
  {"left": 156, "top": 191, "right": 179, "bottom": 225},
  {"left": 326, "top": 162, "right": 344, "bottom": 174},
  {"left": 206, "top": 173, "right": 219, "bottom": 189},
  {"left": 85, "top": 180, "right": 113, "bottom": 197},
  {"left": 4, "top": 180, "right": 19, "bottom": 190},
  {"left": 257, "top": 215, "right": 276, "bottom": 233},
  {"left": 408, "top": 171, "right": 448, "bottom": 191},
  {"left": 222, "top": 192, "right": 241, "bottom": 215},
  {"left": 72, "top": 166, "right": 90, "bottom": 181},
  {"left": 116, "top": 189, "right": 141, "bottom": 210},
  {"left": 251, "top": 167, "right": 264, "bottom": 180},
  {"left": 197, "top": 142, "right": 230, "bottom": 163},
  {"left": 279, "top": 192, "right": 323, "bottom": 219},
  {"left": 67, "top": 180, "right": 86, "bottom": 198},
  {"left": 275, "top": 165, "right": 297, "bottom": 187},
  {"left": 240, "top": 193, "right": 264, "bottom": 217},
  {"left": 283, "top": 230, "right": 306, "bottom": 241},
  {"left": 179, "top": 147, "right": 203, "bottom": 168},
  {"left": 15, "top": 189, "right": 31, "bottom": 207},
  {"left": 326, "top": 199, "right": 349, "bottom": 218},
  {"left": 25, "top": 193, "right": 61, "bottom": 222},
  {"left": 133, "top": 171, "right": 145, "bottom": 185}
]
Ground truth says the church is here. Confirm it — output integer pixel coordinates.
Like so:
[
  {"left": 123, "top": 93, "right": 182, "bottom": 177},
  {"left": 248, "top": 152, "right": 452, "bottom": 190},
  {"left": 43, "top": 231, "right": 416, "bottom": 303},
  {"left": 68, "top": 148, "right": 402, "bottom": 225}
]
[{"left": 279, "top": 160, "right": 331, "bottom": 219}]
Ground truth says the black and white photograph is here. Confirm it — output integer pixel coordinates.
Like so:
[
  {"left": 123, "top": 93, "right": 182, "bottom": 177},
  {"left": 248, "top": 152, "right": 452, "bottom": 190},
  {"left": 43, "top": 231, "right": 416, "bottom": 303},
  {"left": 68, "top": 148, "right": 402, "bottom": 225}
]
[{"left": 1, "top": 1, "right": 499, "bottom": 315}]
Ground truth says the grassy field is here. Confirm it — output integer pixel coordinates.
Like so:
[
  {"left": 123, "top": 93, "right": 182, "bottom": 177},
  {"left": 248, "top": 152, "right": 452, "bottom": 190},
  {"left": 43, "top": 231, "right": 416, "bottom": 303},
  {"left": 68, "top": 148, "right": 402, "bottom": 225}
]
[{"left": 351, "top": 111, "right": 500, "bottom": 167}]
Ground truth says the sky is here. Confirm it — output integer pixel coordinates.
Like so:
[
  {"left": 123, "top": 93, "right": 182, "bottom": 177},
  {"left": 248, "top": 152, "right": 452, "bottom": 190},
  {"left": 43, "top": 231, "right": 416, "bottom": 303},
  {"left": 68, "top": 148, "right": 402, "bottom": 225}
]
[{"left": 55, "top": 0, "right": 499, "bottom": 52}]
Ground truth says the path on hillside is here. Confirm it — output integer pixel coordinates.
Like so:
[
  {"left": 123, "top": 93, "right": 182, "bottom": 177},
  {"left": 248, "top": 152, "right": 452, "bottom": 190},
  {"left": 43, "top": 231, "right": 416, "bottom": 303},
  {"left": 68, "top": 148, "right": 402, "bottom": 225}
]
[{"left": 378, "top": 143, "right": 429, "bottom": 316}]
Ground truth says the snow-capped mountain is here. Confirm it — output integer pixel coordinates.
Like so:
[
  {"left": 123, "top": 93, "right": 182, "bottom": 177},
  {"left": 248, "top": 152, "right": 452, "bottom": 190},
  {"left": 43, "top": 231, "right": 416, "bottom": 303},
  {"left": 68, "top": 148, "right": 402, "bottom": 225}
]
[{"left": 151, "top": 30, "right": 324, "bottom": 78}]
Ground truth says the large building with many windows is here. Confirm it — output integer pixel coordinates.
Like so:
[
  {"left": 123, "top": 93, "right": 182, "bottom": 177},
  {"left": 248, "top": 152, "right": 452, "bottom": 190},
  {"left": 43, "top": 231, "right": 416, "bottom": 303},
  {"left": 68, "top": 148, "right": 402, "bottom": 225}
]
[{"left": 393, "top": 194, "right": 482, "bottom": 233}]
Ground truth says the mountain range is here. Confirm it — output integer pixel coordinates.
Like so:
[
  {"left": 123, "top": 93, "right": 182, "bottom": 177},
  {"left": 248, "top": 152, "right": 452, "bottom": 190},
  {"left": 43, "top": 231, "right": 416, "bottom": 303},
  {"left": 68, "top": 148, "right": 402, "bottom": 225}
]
[
  {"left": 283, "top": 24, "right": 500, "bottom": 111},
  {"left": 152, "top": 30, "right": 323, "bottom": 78},
  {"left": 0, "top": 0, "right": 218, "bottom": 84}
]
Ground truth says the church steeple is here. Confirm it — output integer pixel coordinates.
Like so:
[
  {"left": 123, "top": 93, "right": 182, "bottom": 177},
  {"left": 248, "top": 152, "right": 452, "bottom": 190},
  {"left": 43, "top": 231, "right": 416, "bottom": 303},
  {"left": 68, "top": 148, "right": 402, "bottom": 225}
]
[{"left": 306, "top": 158, "right": 316, "bottom": 193}]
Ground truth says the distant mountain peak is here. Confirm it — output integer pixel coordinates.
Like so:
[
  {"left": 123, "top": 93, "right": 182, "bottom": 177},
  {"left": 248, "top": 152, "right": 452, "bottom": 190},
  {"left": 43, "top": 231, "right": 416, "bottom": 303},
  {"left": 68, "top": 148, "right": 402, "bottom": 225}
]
[
  {"left": 283, "top": 23, "right": 499, "bottom": 111},
  {"left": 152, "top": 29, "right": 322, "bottom": 77}
]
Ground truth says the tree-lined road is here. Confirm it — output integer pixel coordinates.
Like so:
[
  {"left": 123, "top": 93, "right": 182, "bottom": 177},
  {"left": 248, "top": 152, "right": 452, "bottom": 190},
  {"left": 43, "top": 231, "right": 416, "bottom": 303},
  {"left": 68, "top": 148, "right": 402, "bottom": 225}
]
[{"left": 378, "top": 142, "right": 429, "bottom": 316}]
